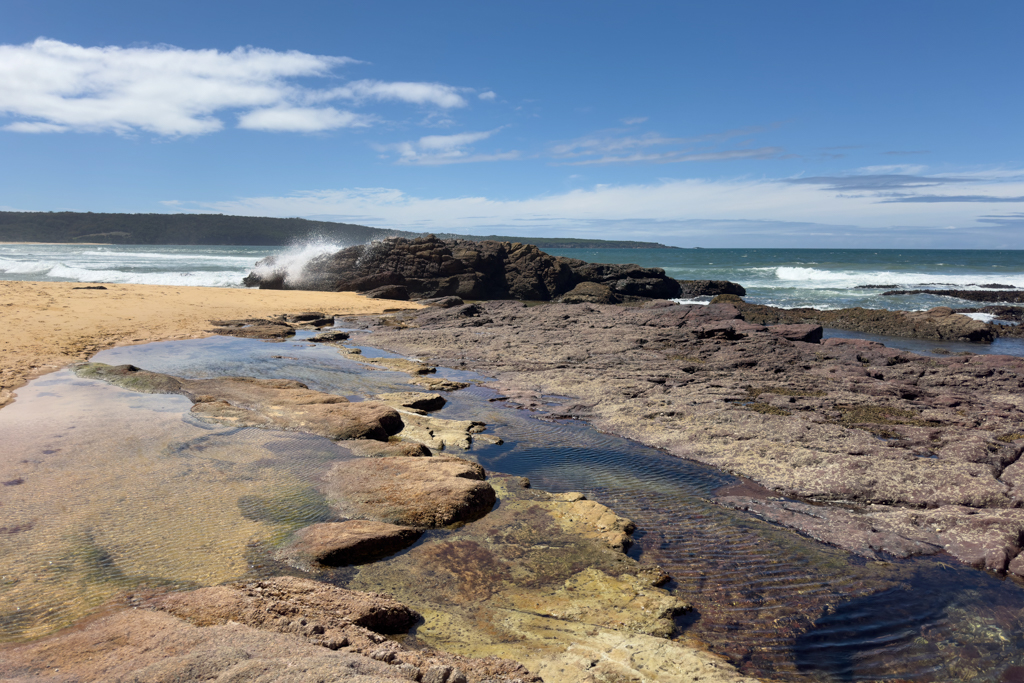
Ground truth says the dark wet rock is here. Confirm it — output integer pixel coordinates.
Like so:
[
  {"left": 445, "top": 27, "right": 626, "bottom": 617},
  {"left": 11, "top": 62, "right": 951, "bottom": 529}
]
[
  {"left": 363, "top": 285, "right": 410, "bottom": 300},
  {"left": 311, "top": 329, "right": 351, "bottom": 343},
  {"left": 734, "top": 302, "right": 995, "bottom": 342},
  {"left": 277, "top": 520, "right": 423, "bottom": 569},
  {"left": 345, "top": 299, "right": 1024, "bottom": 578},
  {"left": 883, "top": 289, "right": 1024, "bottom": 303},
  {"left": 677, "top": 280, "right": 747, "bottom": 297},
  {"left": 208, "top": 318, "right": 296, "bottom": 339},
  {"left": 322, "top": 456, "right": 496, "bottom": 528},
  {"left": 243, "top": 234, "right": 683, "bottom": 301},
  {"left": 73, "top": 363, "right": 403, "bottom": 442},
  {"left": 375, "top": 391, "right": 447, "bottom": 412}
]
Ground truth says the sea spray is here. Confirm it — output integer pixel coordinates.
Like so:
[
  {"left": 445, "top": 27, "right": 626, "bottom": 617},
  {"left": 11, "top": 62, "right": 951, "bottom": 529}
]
[{"left": 246, "top": 237, "right": 352, "bottom": 288}]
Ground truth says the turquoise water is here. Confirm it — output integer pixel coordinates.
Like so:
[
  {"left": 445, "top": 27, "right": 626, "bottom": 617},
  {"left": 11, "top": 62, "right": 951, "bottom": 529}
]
[{"left": 2, "top": 242, "right": 1023, "bottom": 311}]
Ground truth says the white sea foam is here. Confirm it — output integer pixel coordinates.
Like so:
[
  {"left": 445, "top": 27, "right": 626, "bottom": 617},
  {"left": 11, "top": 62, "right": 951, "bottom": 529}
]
[
  {"left": 249, "top": 239, "right": 349, "bottom": 285},
  {"left": 772, "top": 266, "right": 1024, "bottom": 290},
  {"left": 45, "top": 264, "right": 246, "bottom": 287},
  {"left": 670, "top": 298, "right": 710, "bottom": 306},
  {"left": 961, "top": 312, "right": 997, "bottom": 323}
]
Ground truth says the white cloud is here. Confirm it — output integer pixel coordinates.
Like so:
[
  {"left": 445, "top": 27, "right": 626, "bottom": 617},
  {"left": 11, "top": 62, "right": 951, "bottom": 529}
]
[
  {"left": 166, "top": 170, "right": 1024, "bottom": 248},
  {"left": 622, "top": 116, "right": 648, "bottom": 125},
  {"left": 319, "top": 80, "right": 467, "bottom": 108},
  {"left": 3, "top": 121, "right": 68, "bottom": 133},
  {"left": 378, "top": 128, "right": 519, "bottom": 165},
  {"left": 0, "top": 38, "right": 468, "bottom": 136},
  {"left": 238, "top": 106, "right": 371, "bottom": 132},
  {"left": 478, "top": 91, "right": 497, "bottom": 101}
]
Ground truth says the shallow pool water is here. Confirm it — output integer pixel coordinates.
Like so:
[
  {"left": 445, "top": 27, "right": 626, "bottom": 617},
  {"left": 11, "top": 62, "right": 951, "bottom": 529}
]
[{"left": 2, "top": 332, "right": 1023, "bottom": 681}]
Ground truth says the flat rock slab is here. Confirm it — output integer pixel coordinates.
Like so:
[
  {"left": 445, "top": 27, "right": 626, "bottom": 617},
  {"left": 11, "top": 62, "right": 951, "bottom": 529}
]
[
  {"left": 375, "top": 391, "right": 447, "bottom": 412},
  {"left": 74, "top": 363, "right": 403, "bottom": 442},
  {"left": 277, "top": 520, "right": 423, "bottom": 570},
  {"left": 323, "top": 456, "right": 496, "bottom": 528},
  {"left": 396, "top": 412, "right": 484, "bottom": 450}
]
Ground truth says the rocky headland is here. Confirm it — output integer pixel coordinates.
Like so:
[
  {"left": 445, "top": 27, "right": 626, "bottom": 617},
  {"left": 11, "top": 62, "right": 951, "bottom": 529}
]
[
  {"left": 340, "top": 298, "right": 1024, "bottom": 579},
  {"left": 242, "top": 234, "right": 743, "bottom": 303}
]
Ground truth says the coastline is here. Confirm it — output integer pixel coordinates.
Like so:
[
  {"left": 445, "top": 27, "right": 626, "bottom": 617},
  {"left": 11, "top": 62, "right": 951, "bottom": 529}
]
[{"left": 0, "top": 280, "right": 422, "bottom": 410}]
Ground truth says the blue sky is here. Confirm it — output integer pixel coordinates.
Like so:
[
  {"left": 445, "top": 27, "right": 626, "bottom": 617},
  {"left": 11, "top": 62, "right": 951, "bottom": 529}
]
[{"left": 2, "top": 1, "right": 1023, "bottom": 248}]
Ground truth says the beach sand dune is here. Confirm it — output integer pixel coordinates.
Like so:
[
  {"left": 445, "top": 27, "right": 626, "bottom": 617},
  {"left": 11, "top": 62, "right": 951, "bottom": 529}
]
[{"left": 0, "top": 281, "right": 420, "bottom": 409}]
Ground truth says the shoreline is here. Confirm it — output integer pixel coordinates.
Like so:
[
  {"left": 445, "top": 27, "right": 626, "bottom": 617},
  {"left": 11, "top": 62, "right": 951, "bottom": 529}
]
[{"left": 0, "top": 280, "right": 422, "bottom": 410}]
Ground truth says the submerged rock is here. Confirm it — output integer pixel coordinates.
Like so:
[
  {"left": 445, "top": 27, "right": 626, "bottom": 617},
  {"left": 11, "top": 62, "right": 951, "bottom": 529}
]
[
  {"left": 277, "top": 520, "right": 423, "bottom": 570},
  {"left": 73, "top": 363, "right": 403, "bottom": 442}
]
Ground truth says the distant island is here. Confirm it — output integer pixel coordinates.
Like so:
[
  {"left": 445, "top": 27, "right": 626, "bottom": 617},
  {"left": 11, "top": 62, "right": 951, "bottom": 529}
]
[{"left": 0, "top": 212, "right": 677, "bottom": 249}]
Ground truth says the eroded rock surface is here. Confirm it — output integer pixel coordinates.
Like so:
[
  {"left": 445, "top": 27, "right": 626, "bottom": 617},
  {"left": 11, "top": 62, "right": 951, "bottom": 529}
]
[
  {"left": 0, "top": 578, "right": 538, "bottom": 682},
  {"left": 345, "top": 299, "right": 1024, "bottom": 577},
  {"left": 74, "top": 362, "right": 403, "bottom": 441}
]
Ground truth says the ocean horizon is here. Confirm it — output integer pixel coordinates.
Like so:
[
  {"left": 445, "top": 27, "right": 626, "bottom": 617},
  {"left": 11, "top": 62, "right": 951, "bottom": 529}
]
[{"left": 3, "top": 241, "right": 1024, "bottom": 313}]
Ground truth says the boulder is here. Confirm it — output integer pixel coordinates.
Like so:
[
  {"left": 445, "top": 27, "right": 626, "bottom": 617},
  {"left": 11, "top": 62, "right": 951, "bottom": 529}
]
[
  {"left": 323, "top": 456, "right": 496, "bottom": 527},
  {"left": 277, "top": 520, "right": 423, "bottom": 569},
  {"left": 556, "top": 281, "right": 618, "bottom": 304}
]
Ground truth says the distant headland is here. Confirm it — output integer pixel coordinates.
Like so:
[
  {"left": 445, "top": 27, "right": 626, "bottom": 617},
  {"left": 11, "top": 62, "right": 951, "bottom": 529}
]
[{"left": 0, "top": 211, "right": 677, "bottom": 249}]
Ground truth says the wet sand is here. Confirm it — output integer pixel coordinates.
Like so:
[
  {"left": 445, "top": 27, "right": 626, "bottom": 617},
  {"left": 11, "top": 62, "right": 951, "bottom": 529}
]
[{"left": 0, "top": 281, "right": 421, "bottom": 410}]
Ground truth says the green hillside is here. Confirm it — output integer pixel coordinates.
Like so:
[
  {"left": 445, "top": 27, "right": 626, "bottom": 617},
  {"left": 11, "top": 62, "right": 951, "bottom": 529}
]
[{"left": 0, "top": 211, "right": 676, "bottom": 249}]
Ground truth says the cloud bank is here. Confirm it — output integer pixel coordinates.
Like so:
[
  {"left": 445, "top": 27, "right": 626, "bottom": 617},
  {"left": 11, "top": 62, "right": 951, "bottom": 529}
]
[
  {"left": 0, "top": 39, "right": 468, "bottom": 135},
  {"left": 167, "top": 170, "right": 1024, "bottom": 248}
]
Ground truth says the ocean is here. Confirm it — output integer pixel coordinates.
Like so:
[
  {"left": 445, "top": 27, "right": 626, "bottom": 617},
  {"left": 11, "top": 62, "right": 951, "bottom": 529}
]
[{"left": 3, "top": 242, "right": 1024, "bottom": 313}]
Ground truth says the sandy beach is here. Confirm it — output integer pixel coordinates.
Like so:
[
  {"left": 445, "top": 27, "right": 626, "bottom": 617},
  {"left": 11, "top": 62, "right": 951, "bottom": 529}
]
[{"left": 0, "top": 280, "right": 421, "bottom": 409}]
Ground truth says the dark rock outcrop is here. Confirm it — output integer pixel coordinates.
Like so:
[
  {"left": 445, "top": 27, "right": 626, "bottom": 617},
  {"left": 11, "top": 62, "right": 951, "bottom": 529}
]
[
  {"left": 883, "top": 289, "right": 1024, "bottom": 303},
  {"left": 244, "top": 234, "right": 686, "bottom": 302},
  {"left": 725, "top": 300, "right": 995, "bottom": 342},
  {"left": 677, "top": 280, "right": 747, "bottom": 297}
]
